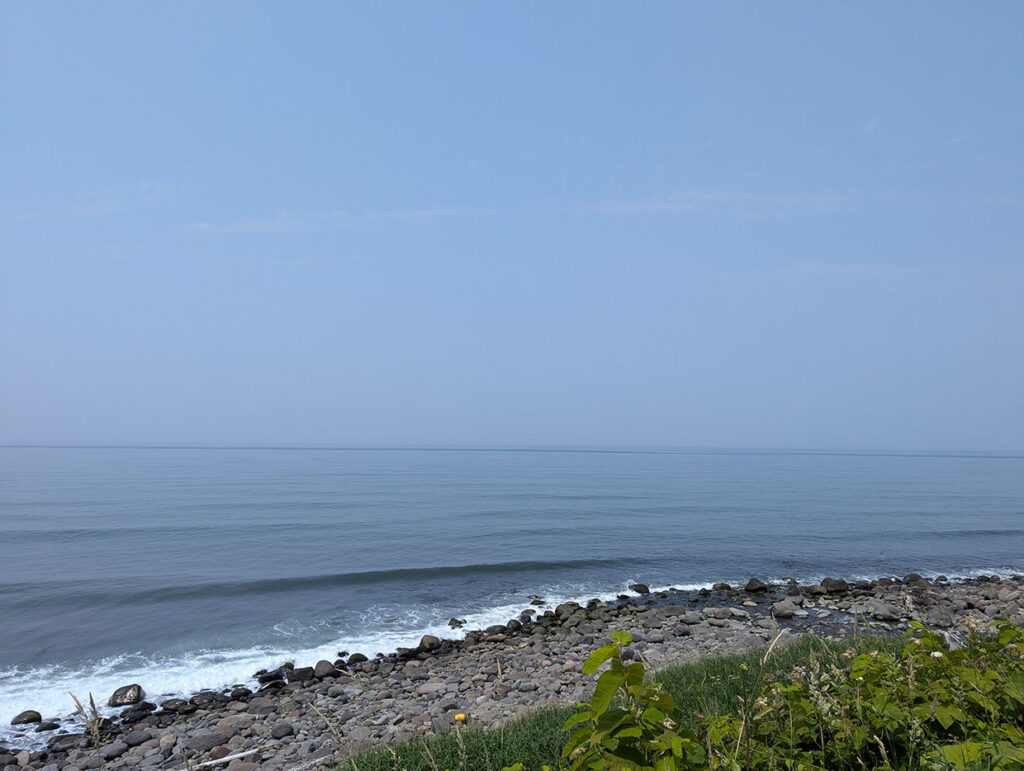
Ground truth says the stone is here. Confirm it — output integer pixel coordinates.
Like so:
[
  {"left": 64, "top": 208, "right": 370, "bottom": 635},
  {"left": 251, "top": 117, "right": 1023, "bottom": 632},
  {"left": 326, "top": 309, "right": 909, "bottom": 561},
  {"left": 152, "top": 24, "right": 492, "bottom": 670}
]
[
  {"left": 418, "top": 635, "right": 441, "bottom": 652},
  {"left": 159, "top": 734, "right": 177, "bottom": 749},
  {"left": 34, "top": 721, "right": 60, "bottom": 732},
  {"left": 286, "top": 666, "right": 314, "bottom": 682},
  {"left": 186, "top": 731, "right": 228, "bottom": 753},
  {"left": 347, "top": 652, "right": 369, "bottom": 665},
  {"left": 270, "top": 721, "right": 294, "bottom": 739},
  {"left": 820, "top": 577, "right": 849, "bottom": 594},
  {"left": 10, "top": 710, "right": 41, "bottom": 725},
  {"left": 48, "top": 733, "right": 86, "bottom": 752},
  {"left": 313, "top": 660, "right": 340, "bottom": 679},
  {"left": 99, "top": 741, "right": 129, "bottom": 761},
  {"left": 772, "top": 600, "right": 799, "bottom": 618},
  {"left": 744, "top": 578, "right": 768, "bottom": 593},
  {"left": 123, "top": 729, "right": 152, "bottom": 747},
  {"left": 926, "top": 605, "right": 954, "bottom": 628},
  {"left": 107, "top": 683, "right": 144, "bottom": 707},
  {"left": 629, "top": 583, "right": 650, "bottom": 594},
  {"left": 870, "top": 602, "right": 901, "bottom": 621}
]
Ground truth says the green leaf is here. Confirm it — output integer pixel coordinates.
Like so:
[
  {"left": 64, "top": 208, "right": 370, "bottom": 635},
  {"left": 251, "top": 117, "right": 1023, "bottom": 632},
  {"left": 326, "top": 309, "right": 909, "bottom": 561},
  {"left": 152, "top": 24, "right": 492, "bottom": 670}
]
[
  {"left": 582, "top": 644, "right": 618, "bottom": 675},
  {"left": 562, "top": 709, "right": 592, "bottom": 731},
  {"left": 934, "top": 703, "right": 966, "bottom": 730},
  {"left": 611, "top": 630, "right": 634, "bottom": 646},
  {"left": 941, "top": 742, "right": 985, "bottom": 770},
  {"left": 590, "top": 669, "right": 624, "bottom": 716},
  {"left": 624, "top": 661, "right": 645, "bottom": 688}
]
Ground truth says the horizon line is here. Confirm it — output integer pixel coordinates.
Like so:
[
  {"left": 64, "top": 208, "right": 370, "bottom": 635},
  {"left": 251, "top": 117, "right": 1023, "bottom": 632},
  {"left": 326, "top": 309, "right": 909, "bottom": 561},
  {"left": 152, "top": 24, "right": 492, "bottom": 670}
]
[{"left": 1, "top": 443, "right": 1022, "bottom": 459}]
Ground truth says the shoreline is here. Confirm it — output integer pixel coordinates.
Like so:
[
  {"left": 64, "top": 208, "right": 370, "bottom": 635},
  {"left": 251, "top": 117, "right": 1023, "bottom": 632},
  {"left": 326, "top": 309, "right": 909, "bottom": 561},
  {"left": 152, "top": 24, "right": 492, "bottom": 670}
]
[{"left": 2, "top": 571, "right": 1023, "bottom": 770}]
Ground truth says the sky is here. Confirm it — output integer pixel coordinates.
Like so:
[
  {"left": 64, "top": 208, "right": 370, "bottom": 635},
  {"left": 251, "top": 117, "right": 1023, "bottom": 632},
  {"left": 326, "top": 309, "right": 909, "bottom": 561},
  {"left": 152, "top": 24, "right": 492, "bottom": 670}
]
[{"left": 1, "top": 2, "right": 1022, "bottom": 451}]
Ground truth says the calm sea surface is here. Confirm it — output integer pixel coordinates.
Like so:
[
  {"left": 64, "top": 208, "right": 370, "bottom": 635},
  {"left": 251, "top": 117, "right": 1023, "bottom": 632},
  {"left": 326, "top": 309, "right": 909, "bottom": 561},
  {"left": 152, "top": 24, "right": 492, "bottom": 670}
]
[{"left": 1, "top": 446, "right": 1022, "bottom": 732}]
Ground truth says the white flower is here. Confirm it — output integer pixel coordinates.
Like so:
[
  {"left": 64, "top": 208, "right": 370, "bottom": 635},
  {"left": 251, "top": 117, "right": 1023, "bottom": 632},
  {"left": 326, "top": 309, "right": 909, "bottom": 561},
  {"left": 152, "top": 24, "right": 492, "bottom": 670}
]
[{"left": 930, "top": 651, "right": 943, "bottom": 659}]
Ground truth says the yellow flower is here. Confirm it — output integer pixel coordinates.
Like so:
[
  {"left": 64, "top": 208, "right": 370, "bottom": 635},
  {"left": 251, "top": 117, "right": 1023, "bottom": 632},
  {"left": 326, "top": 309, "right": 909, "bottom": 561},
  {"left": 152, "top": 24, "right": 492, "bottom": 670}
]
[{"left": 454, "top": 713, "right": 466, "bottom": 722}]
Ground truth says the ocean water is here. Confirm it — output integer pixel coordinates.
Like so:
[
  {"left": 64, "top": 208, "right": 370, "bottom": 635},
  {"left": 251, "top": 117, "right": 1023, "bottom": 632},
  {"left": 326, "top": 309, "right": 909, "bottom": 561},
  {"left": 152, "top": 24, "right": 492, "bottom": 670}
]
[{"left": 1, "top": 446, "right": 1023, "bottom": 737}]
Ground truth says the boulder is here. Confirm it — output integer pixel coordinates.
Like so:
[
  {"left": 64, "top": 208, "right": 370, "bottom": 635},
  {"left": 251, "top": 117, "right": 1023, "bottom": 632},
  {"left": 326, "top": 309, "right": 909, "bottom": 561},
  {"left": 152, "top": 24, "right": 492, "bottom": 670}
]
[
  {"left": 270, "top": 721, "right": 294, "bottom": 739},
  {"left": 99, "top": 741, "right": 129, "bottom": 761},
  {"left": 285, "top": 666, "right": 314, "bottom": 683},
  {"left": 418, "top": 635, "right": 441, "bottom": 652},
  {"left": 926, "top": 605, "right": 954, "bottom": 628},
  {"left": 744, "top": 578, "right": 769, "bottom": 593},
  {"left": 10, "top": 710, "right": 41, "bottom": 726},
  {"left": 123, "top": 730, "right": 152, "bottom": 747},
  {"left": 186, "top": 731, "right": 227, "bottom": 753},
  {"left": 820, "top": 577, "right": 849, "bottom": 594},
  {"left": 772, "top": 600, "right": 799, "bottom": 618},
  {"left": 107, "top": 683, "right": 144, "bottom": 707},
  {"left": 870, "top": 602, "right": 901, "bottom": 621},
  {"left": 629, "top": 583, "right": 650, "bottom": 595},
  {"left": 347, "top": 652, "right": 369, "bottom": 665},
  {"left": 313, "top": 660, "right": 340, "bottom": 679}
]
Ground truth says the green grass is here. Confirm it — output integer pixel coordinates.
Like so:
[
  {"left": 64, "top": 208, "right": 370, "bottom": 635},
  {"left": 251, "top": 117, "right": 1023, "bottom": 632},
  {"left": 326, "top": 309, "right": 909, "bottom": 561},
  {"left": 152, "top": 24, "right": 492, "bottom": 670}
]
[{"left": 339, "top": 634, "right": 900, "bottom": 771}]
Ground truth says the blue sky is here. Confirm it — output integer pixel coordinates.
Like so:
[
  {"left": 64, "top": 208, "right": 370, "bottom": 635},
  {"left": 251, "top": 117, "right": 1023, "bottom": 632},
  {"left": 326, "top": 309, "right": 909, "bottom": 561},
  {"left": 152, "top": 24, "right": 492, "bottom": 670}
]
[{"left": 1, "top": 2, "right": 1022, "bottom": 449}]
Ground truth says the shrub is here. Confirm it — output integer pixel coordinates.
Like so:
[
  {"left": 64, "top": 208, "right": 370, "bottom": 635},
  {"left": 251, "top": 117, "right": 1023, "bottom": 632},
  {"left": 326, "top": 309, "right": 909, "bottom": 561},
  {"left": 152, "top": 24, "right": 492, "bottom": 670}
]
[{"left": 568, "top": 621, "right": 1024, "bottom": 770}]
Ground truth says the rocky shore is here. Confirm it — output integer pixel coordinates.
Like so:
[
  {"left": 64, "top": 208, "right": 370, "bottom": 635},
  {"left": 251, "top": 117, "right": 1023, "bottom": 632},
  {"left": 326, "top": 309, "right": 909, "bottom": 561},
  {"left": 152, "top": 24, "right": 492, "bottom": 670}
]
[{"left": 3, "top": 573, "right": 1023, "bottom": 771}]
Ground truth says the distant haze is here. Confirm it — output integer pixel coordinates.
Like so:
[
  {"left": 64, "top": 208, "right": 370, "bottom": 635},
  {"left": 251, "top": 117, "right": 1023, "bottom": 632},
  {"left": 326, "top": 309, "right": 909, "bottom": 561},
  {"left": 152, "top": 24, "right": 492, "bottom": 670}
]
[{"left": 1, "top": 3, "right": 1022, "bottom": 450}]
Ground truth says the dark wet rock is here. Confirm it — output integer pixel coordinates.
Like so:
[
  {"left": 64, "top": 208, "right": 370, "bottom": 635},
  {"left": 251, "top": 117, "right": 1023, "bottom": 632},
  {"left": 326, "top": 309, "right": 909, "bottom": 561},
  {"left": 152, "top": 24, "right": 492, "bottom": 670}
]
[
  {"left": 10, "top": 710, "right": 41, "bottom": 726},
  {"left": 418, "top": 635, "right": 441, "bottom": 652},
  {"left": 712, "top": 582, "right": 731, "bottom": 591},
  {"left": 744, "top": 578, "right": 768, "bottom": 593},
  {"left": 107, "top": 683, "right": 144, "bottom": 707},
  {"left": 230, "top": 686, "right": 253, "bottom": 700},
  {"left": 286, "top": 666, "right": 315, "bottom": 682},
  {"left": 34, "top": 721, "right": 59, "bottom": 732},
  {"left": 314, "top": 660, "right": 340, "bottom": 679},
  {"left": 159, "top": 698, "right": 194, "bottom": 714},
  {"left": 448, "top": 618, "right": 466, "bottom": 628},
  {"left": 820, "top": 577, "right": 849, "bottom": 594},
  {"left": 48, "top": 734, "right": 87, "bottom": 752},
  {"left": 348, "top": 652, "right": 369, "bottom": 665},
  {"left": 186, "top": 731, "right": 227, "bottom": 753},
  {"left": 270, "top": 721, "right": 294, "bottom": 739},
  {"left": 629, "top": 583, "right": 650, "bottom": 594}
]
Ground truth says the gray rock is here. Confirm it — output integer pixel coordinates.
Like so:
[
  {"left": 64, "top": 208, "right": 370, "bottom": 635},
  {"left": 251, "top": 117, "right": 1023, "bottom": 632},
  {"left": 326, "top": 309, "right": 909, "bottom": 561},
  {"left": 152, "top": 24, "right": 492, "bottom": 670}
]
[
  {"left": 186, "top": 731, "right": 228, "bottom": 753},
  {"left": 107, "top": 683, "right": 144, "bottom": 707},
  {"left": 744, "top": 578, "right": 768, "bottom": 593},
  {"left": 820, "top": 577, "right": 849, "bottom": 594},
  {"left": 99, "top": 741, "right": 129, "bottom": 761},
  {"left": 270, "top": 721, "right": 294, "bottom": 739},
  {"left": 418, "top": 635, "right": 441, "bottom": 651},
  {"left": 629, "top": 583, "right": 650, "bottom": 594},
  {"left": 926, "top": 605, "right": 954, "bottom": 628},
  {"left": 314, "top": 660, "right": 340, "bottom": 679},
  {"left": 123, "top": 729, "right": 152, "bottom": 747},
  {"left": 10, "top": 710, "right": 41, "bottom": 725},
  {"left": 870, "top": 602, "right": 901, "bottom": 621},
  {"left": 347, "top": 652, "right": 368, "bottom": 665},
  {"left": 772, "top": 600, "right": 799, "bottom": 618}
]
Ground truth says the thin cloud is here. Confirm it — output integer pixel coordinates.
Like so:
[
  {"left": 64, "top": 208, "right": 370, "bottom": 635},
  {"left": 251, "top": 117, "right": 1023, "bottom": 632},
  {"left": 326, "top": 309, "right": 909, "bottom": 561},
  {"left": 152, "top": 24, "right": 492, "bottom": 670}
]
[
  {"left": 565, "top": 188, "right": 848, "bottom": 217},
  {"left": 3, "top": 182, "right": 176, "bottom": 223},
  {"left": 183, "top": 206, "right": 478, "bottom": 234}
]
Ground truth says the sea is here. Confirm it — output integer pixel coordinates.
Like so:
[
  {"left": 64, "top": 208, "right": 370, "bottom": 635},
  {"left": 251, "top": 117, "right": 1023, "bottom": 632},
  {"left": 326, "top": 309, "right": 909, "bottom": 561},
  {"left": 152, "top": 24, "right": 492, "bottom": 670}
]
[{"left": 1, "top": 446, "right": 1022, "bottom": 741}]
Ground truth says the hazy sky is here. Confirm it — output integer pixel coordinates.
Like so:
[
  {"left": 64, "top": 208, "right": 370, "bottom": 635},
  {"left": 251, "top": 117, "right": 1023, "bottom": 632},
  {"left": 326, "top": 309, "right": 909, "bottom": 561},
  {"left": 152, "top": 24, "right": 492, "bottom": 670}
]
[{"left": 1, "top": 3, "right": 1022, "bottom": 450}]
